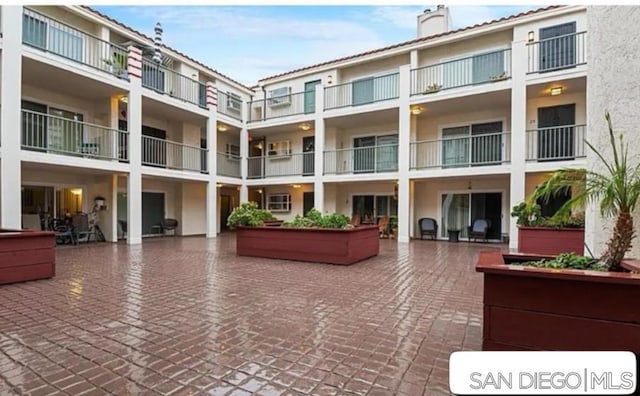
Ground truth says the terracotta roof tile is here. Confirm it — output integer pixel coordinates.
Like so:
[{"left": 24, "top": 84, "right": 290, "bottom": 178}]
[{"left": 258, "top": 5, "right": 562, "bottom": 82}]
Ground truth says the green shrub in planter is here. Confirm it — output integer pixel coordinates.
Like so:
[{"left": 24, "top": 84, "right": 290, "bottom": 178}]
[
  {"left": 227, "top": 202, "right": 275, "bottom": 227},
  {"left": 283, "top": 208, "right": 350, "bottom": 229}
]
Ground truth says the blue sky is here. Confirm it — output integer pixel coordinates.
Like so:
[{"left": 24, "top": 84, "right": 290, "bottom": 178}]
[{"left": 94, "top": 5, "right": 538, "bottom": 85}]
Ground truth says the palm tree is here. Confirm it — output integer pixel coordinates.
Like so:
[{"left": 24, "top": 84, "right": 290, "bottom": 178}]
[{"left": 533, "top": 113, "right": 640, "bottom": 272}]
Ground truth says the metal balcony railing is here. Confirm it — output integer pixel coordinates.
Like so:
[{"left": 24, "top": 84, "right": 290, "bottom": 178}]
[
  {"left": 247, "top": 152, "right": 314, "bottom": 179},
  {"left": 142, "top": 135, "right": 207, "bottom": 173},
  {"left": 323, "top": 145, "right": 398, "bottom": 175},
  {"left": 527, "top": 32, "right": 587, "bottom": 73},
  {"left": 21, "top": 109, "right": 128, "bottom": 161},
  {"left": 22, "top": 8, "right": 129, "bottom": 80},
  {"left": 217, "top": 91, "right": 243, "bottom": 120},
  {"left": 141, "top": 59, "right": 207, "bottom": 108},
  {"left": 410, "top": 132, "right": 511, "bottom": 170},
  {"left": 324, "top": 73, "right": 399, "bottom": 110},
  {"left": 248, "top": 90, "right": 311, "bottom": 122},
  {"left": 217, "top": 152, "right": 241, "bottom": 178},
  {"left": 411, "top": 48, "right": 512, "bottom": 95},
  {"left": 526, "top": 124, "right": 586, "bottom": 162}
]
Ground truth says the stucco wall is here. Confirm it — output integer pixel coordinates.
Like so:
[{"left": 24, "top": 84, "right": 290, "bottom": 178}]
[{"left": 585, "top": 6, "right": 640, "bottom": 257}]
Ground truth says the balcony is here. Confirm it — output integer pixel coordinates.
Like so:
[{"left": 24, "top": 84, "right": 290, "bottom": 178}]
[
  {"left": 324, "top": 145, "right": 398, "bottom": 175},
  {"left": 527, "top": 32, "right": 586, "bottom": 74},
  {"left": 526, "top": 124, "right": 586, "bottom": 162},
  {"left": 21, "top": 109, "right": 128, "bottom": 161},
  {"left": 247, "top": 152, "right": 314, "bottom": 179},
  {"left": 410, "top": 48, "right": 512, "bottom": 96},
  {"left": 142, "top": 135, "right": 207, "bottom": 173},
  {"left": 217, "top": 152, "right": 241, "bottom": 178},
  {"left": 22, "top": 8, "right": 129, "bottom": 80},
  {"left": 141, "top": 59, "right": 207, "bottom": 108},
  {"left": 217, "top": 91, "right": 243, "bottom": 121},
  {"left": 248, "top": 90, "right": 310, "bottom": 122},
  {"left": 324, "top": 73, "right": 399, "bottom": 110},
  {"left": 410, "top": 132, "right": 511, "bottom": 170}
]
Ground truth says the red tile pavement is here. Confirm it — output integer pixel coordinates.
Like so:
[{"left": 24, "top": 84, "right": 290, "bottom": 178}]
[{"left": 0, "top": 234, "right": 499, "bottom": 395}]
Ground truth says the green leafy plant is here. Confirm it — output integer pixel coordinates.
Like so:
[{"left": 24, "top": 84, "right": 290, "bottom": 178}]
[
  {"left": 282, "top": 208, "right": 350, "bottom": 229},
  {"left": 531, "top": 113, "right": 640, "bottom": 272},
  {"left": 227, "top": 202, "right": 275, "bottom": 227},
  {"left": 523, "top": 253, "right": 604, "bottom": 271},
  {"left": 511, "top": 201, "right": 585, "bottom": 228}
]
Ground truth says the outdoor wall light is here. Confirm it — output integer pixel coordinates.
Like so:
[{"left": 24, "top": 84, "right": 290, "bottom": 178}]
[
  {"left": 292, "top": 184, "right": 301, "bottom": 188},
  {"left": 550, "top": 86, "right": 563, "bottom": 96},
  {"left": 327, "top": 75, "right": 333, "bottom": 85},
  {"left": 410, "top": 106, "right": 423, "bottom": 115},
  {"left": 119, "top": 95, "right": 128, "bottom": 104},
  {"left": 299, "top": 122, "right": 312, "bottom": 131},
  {"left": 527, "top": 31, "right": 535, "bottom": 42},
  {"left": 216, "top": 183, "right": 223, "bottom": 188},
  {"left": 217, "top": 124, "right": 228, "bottom": 132}
]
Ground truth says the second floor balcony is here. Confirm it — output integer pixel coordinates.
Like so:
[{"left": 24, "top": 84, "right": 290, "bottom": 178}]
[
  {"left": 141, "top": 135, "right": 207, "bottom": 173},
  {"left": 248, "top": 90, "right": 311, "bottom": 122},
  {"left": 247, "top": 152, "right": 314, "bottom": 179},
  {"left": 217, "top": 152, "right": 241, "bottom": 178},
  {"left": 23, "top": 8, "right": 129, "bottom": 80},
  {"left": 410, "top": 132, "right": 511, "bottom": 170},
  {"left": 525, "top": 124, "right": 586, "bottom": 162},
  {"left": 141, "top": 59, "right": 207, "bottom": 108},
  {"left": 411, "top": 48, "right": 512, "bottom": 96},
  {"left": 324, "top": 145, "right": 399, "bottom": 175},
  {"left": 21, "top": 109, "right": 128, "bottom": 162},
  {"left": 324, "top": 73, "right": 399, "bottom": 111},
  {"left": 527, "top": 31, "right": 587, "bottom": 74}
]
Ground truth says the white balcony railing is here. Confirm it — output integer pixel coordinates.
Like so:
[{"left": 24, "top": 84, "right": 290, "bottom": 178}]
[
  {"left": 410, "top": 132, "right": 511, "bottom": 169},
  {"left": 324, "top": 145, "right": 398, "bottom": 175},
  {"left": 526, "top": 124, "right": 586, "bottom": 162},
  {"left": 247, "top": 152, "right": 314, "bottom": 179},
  {"left": 23, "top": 8, "right": 129, "bottom": 80},
  {"left": 142, "top": 135, "right": 207, "bottom": 173},
  {"left": 324, "top": 73, "right": 399, "bottom": 110},
  {"left": 411, "top": 48, "right": 512, "bottom": 95},
  {"left": 217, "top": 91, "right": 243, "bottom": 121},
  {"left": 21, "top": 109, "right": 128, "bottom": 161},
  {"left": 141, "top": 59, "right": 207, "bottom": 108},
  {"left": 217, "top": 152, "right": 241, "bottom": 178},
  {"left": 248, "top": 90, "right": 312, "bottom": 122},
  {"left": 527, "top": 32, "right": 587, "bottom": 74}
]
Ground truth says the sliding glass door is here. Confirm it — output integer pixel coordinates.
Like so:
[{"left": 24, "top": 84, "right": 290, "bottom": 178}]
[{"left": 441, "top": 192, "right": 502, "bottom": 239}]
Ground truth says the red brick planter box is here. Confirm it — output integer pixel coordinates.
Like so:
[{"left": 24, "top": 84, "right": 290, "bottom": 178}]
[
  {"left": 518, "top": 226, "right": 584, "bottom": 255},
  {"left": 0, "top": 229, "right": 55, "bottom": 284},
  {"left": 236, "top": 225, "right": 379, "bottom": 265},
  {"left": 476, "top": 251, "right": 640, "bottom": 352}
]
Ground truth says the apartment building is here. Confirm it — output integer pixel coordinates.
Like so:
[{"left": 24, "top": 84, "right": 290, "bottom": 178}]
[{"left": 0, "top": 5, "right": 587, "bottom": 248}]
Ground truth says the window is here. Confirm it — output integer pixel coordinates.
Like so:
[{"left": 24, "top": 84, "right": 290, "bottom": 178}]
[
  {"left": 268, "top": 87, "right": 291, "bottom": 107},
  {"left": 225, "top": 143, "right": 240, "bottom": 160},
  {"left": 267, "top": 194, "right": 291, "bottom": 212},
  {"left": 442, "top": 121, "right": 503, "bottom": 167},
  {"left": 226, "top": 92, "right": 242, "bottom": 112},
  {"left": 267, "top": 141, "right": 291, "bottom": 157},
  {"left": 539, "top": 22, "right": 577, "bottom": 72}
]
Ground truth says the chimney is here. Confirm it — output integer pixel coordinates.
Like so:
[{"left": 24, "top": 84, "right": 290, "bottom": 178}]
[{"left": 417, "top": 5, "right": 451, "bottom": 38}]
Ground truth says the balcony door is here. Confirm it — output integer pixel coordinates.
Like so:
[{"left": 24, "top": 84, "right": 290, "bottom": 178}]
[
  {"left": 142, "top": 126, "right": 167, "bottom": 167},
  {"left": 304, "top": 80, "right": 321, "bottom": 114},
  {"left": 352, "top": 77, "right": 374, "bottom": 105},
  {"left": 441, "top": 192, "right": 502, "bottom": 239},
  {"left": 539, "top": 22, "right": 576, "bottom": 72},
  {"left": 142, "top": 192, "right": 165, "bottom": 236},
  {"left": 471, "top": 121, "right": 503, "bottom": 165},
  {"left": 302, "top": 136, "right": 314, "bottom": 176},
  {"left": 472, "top": 50, "right": 504, "bottom": 84},
  {"left": 353, "top": 136, "right": 376, "bottom": 173},
  {"left": 442, "top": 126, "right": 470, "bottom": 167},
  {"left": 537, "top": 104, "right": 575, "bottom": 161},
  {"left": 22, "top": 101, "right": 48, "bottom": 151}
]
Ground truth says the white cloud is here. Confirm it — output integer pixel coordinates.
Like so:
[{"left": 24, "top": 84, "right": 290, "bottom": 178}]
[
  {"left": 449, "top": 5, "right": 537, "bottom": 29},
  {"left": 368, "top": 6, "right": 424, "bottom": 30}
]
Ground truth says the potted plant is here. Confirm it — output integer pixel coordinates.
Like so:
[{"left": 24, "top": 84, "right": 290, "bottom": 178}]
[
  {"left": 477, "top": 113, "right": 640, "bottom": 352},
  {"left": 102, "top": 53, "right": 128, "bottom": 79},
  {"left": 489, "top": 71, "right": 509, "bottom": 82},
  {"left": 423, "top": 83, "right": 442, "bottom": 94},
  {"left": 231, "top": 206, "right": 379, "bottom": 265}
]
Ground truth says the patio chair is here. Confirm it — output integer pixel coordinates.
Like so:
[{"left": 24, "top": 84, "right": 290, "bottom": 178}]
[
  {"left": 418, "top": 218, "right": 438, "bottom": 240},
  {"left": 468, "top": 219, "right": 490, "bottom": 243},
  {"left": 53, "top": 219, "right": 76, "bottom": 245},
  {"left": 350, "top": 214, "right": 361, "bottom": 227},
  {"left": 72, "top": 213, "right": 95, "bottom": 243},
  {"left": 378, "top": 216, "right": 390, "bottom": 238},
  {"left": 162, "top": 218, "right": 178, "bottom": 236}
]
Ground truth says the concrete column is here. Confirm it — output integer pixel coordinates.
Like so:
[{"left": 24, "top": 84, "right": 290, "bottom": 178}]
[
  {"left": 509, "top": 35, "right": 528, "bottom": 250},
  {"left": 109, "top": 174, "right": 118, "bottom": 242},
  {"left": 397, "top": 65, "right": 411, "bottom": 243},
  {"left": 0, "top": 6, "right": 23, "bottom": 230},
  {"left": 313, "top": 87, "right": 325, "bottom": 213},
  {"left": 409, "top": 50, "right": 419, "bottom": 70},
  {"left": 240, "top": 125, "right": 249, "bottom": 203},
  {"left": 205, "top": 81, "right": 218, "bottom": 238},
  {"left": 126, "top": 46, "right": 143, "bottom": 244},
  {"left": 109, "top": 96, "right": 120, "bottom": 161}
]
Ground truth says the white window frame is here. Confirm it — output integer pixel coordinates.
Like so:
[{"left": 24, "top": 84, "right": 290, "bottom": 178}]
[
  {"left": 226, "top": 92, "right": 242, "bottom": 112},
  {"left": 267, "top": 193, "right": 291, "bottom": 213},
  {"left": 267, "top": 87, "right": 291, "bottom": 107}
]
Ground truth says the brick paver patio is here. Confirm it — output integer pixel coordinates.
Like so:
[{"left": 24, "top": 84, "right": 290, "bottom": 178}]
[{"left": 0, "top": 234, "right": 497, "bottom": 395}]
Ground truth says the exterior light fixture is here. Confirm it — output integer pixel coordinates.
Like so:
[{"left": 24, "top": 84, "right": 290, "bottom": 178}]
[
  {"left": 292, "top": 184, "right": 301, "bottom": 188},
  {"left": 550, "top": 87, "right": 563, "bottom": 96},
  {"left": 217, "top": 124, "right": 228, "bottom": 132},
  {"left": 527, "top": 31, "right": 535, "bottom": 42},
  {"left": 216, "top": 183, "right": 223, "bottom": 188},
  {"left": 299, "top": 123, "right": 312, "bottom": 131},
  {"left": 327, "top": 75, "right": 333, "bottom": 85},
  {"left": 119, "top": 95, "right": 128, "bottom": 103},
  {"left": 410, "top": 106, "right": 423, "bottom": 115}
]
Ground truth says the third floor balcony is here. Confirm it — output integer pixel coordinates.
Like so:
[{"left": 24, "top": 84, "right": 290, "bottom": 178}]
[
  {"left": 141, "top": 59, "right": 207, "bottom": 108},
  {"left": 247, "top": 151, "right": 314, "bottom": 179},
  {"left": 324, "top": 73, "right": 399, "bottom": 111}
]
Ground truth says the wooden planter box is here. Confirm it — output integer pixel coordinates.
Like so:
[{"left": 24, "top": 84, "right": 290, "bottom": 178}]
[
  {"left": 518, "top": 226, "right": 584, "bottom": 255},
  {"left": 476, "top": 251, "right": 640, "bottom": 352},
  {"left": 236, "top": 225, "right": 379, "bottom": 265},
  {"left": 0, "top": 229, "right": 55, "bottom": 284}
]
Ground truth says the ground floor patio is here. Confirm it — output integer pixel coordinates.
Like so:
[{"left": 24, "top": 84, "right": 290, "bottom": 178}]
[{"left": 0, "top": 235, "right": 497, "bottom": 395}]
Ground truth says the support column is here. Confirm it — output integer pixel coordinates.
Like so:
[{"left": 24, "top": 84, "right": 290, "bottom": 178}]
[
  {"left": 109, "top": 174, "right": 118, "bottom": 242},
  {"left": 397, "top": 65, "right": 411, "bottom": 243},
  {"left": 509, "top": 35, "right": 528, "bottom": 250},
  {"left": 0, "top": 6, "right": 23, "bottom": 230},
  {"left": 205, "top": 81, "right": 218, "bottom": 238},
  {"left": 313, "top": 87, "right": 325, "bottom": 213},
  {"left": 240, "top": 125, "right": 249, "bottom": 203},
  {"left": 126, "top": 46, "right": 143, "bottom": 244}
]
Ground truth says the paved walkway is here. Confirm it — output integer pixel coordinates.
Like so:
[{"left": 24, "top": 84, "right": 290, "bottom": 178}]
[{"left": 0, "top": 235, "right": 498, "bottom": 395}]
